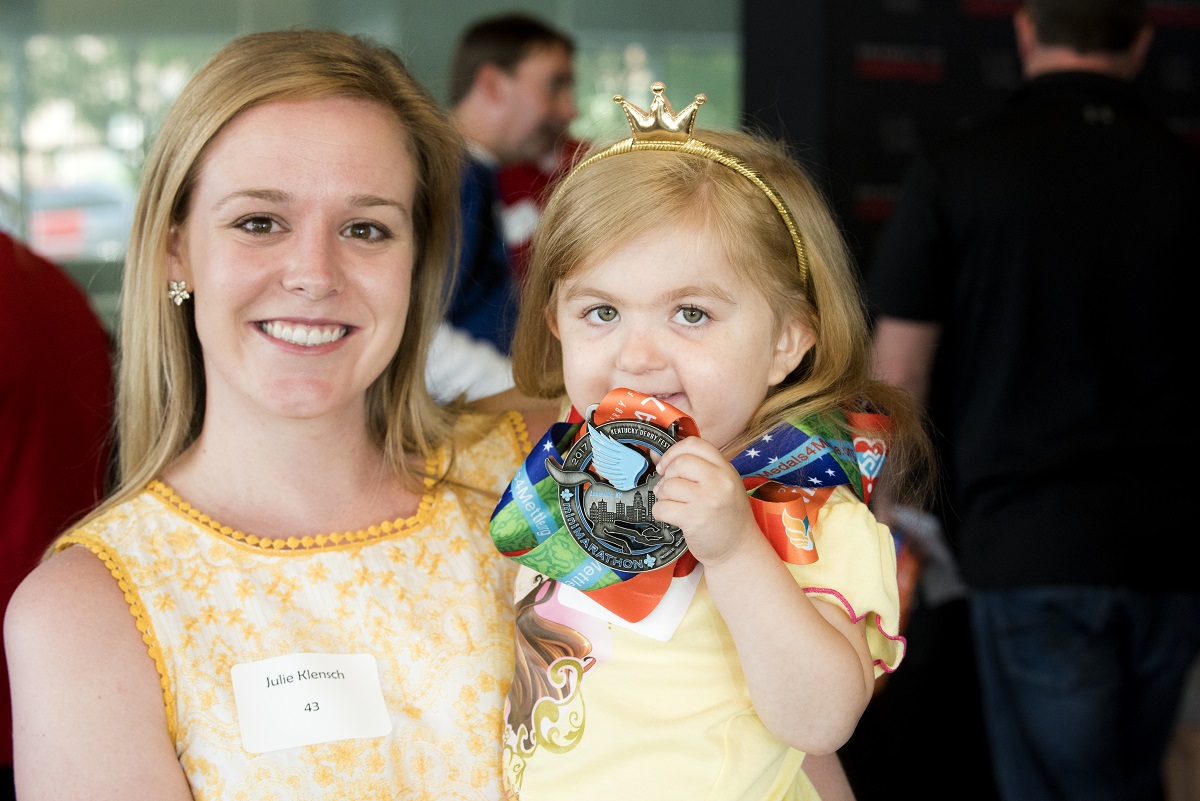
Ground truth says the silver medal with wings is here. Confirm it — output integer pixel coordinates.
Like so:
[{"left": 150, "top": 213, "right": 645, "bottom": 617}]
[{"left": 545, "top": 404, "right": 689, "bottom": 572}]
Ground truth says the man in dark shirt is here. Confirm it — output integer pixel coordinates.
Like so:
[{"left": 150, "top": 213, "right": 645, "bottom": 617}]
[{"left": 867, "top": 1, "right": 1200, "bottom": 798}]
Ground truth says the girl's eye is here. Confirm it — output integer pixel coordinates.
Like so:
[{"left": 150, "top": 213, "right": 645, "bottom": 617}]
[
  {"left": 236, "top": 216, "right": 278, "bottom": 235},
  {"left": 345, "top": 221, "right": 390, "bottom": 240},
  {"left": 585, "top": 305, "right": 618, "bottom": 323},
  {"left": 676, "top": 306, "right": 708, "bottom": 325}
]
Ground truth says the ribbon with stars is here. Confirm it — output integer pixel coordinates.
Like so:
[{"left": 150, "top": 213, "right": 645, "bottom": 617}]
[{"left": 489, "top": 388, "right": 889, "bottom": 622}]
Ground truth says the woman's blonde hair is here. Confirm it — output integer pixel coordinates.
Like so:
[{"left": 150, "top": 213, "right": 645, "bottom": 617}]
[
  {"left": 109, "top": 29, "right": 463, "bottom": 507},
  {"left": 511, "top": 128, "right": 933, "bottom": 504}
]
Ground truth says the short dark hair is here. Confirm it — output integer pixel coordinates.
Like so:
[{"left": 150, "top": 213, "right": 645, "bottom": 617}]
[
  {"left": 448, "top": 13, "right": 575, "bottom": 106},
  {"left": 1025, "top": 0, "right": 1149, "bottom": 52}
]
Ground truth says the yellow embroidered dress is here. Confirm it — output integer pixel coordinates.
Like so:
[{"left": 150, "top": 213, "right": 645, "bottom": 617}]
[{"left": 54, "top": 412, "right": 528, "bottom": 801}]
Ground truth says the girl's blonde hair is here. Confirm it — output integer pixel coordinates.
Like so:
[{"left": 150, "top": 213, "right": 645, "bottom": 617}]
[
  {"left": 511, "top": 128, "right": 933, "bottom": 504},
  {"left": 108, "top": 29, "right": 463, "bottom": 510}
]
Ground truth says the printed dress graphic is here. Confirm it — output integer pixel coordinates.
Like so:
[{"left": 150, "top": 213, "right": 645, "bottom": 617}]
[{"left": 503, "top": 573, "right": 611, "bottom": 794}]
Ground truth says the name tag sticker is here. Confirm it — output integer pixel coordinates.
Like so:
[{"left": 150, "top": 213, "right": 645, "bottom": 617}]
[{"left": 230, "top": 653, "right": 391, "bottom": 753}]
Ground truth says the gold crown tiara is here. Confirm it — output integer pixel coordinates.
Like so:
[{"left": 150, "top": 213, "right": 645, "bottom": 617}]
[{"left": 560, "top": 82, "right": 809, "bottom": 288}]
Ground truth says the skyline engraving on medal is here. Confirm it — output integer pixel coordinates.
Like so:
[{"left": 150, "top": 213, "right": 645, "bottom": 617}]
[{"left": 545, "top": 405, "right": 688, "bottom": 572}]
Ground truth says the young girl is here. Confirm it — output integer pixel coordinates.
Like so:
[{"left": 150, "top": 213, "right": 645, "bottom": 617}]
[{"left": 489, "top": 83, "right": 932, "bottom": 799}]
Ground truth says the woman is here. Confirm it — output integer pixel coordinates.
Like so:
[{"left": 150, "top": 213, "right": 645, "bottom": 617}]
[{"left": 4, "top": 29, "right": 554, "bottom": 799}]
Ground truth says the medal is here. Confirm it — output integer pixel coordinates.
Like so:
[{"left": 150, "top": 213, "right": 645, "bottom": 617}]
[
  {"left": 544, "top": 403, "right": 689, "bottom": 573},
  {"left": 491, "top": 387, "right": 883, "bottom": 622}
]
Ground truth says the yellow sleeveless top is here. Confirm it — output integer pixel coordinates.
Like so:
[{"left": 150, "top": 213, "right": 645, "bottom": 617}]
[{"left": 56, "top": 412, "right": 529, "bottom": 800}]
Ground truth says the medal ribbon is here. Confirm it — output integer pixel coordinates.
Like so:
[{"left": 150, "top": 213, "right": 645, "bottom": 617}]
[{"left": 490, "top": 388, "right": 888, "bottom": 622}]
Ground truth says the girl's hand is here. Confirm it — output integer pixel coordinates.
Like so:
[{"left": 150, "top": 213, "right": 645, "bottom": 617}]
[
  {"left": 652, "top": 435, "right": 878, "bottom": 754},
  {"left": 651, "top": 436, "right": 759, "bottom": 565}
]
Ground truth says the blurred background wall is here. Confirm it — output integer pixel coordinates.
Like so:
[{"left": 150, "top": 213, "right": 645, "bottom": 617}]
[
  {"left": 0, "top": 0, "right": 742, "bottom": 330},
  {"left": 1, "top": 0, "right": 1196, "bottom": 326},
  {"left": 744, "top": 0, "right": 1200, "bottom": 276}
]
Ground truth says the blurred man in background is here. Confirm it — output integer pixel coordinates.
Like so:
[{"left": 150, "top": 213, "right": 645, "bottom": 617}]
[{"left": 427, "top": 13, "right": 576, "bottom": 403}]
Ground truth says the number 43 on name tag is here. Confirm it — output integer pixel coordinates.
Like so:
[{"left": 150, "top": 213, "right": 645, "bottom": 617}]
[{"left": 230, "top": 652, "right": 391, "bottom": 753}]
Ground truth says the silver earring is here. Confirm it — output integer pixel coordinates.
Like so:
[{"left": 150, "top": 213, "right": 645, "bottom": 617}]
[{"left": 167, "top": 280, "right": 191, "bottom": 305}]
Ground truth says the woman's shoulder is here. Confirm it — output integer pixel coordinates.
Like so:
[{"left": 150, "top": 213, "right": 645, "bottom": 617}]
[
  {"left": 5, "top": 543, "right": 190, "bottom": 796},
  {"left": 454, "top": 389, "right": 561, "bottom": 453},
  {"left": 53, "top": 486, "right": 169, "bottom": 547},
  {"left": 8, "top": 543, "right": 124, "bottom": 620},
  {"left": 14, "top": 488, "right": 162, "bottom": 631},
  {"left": 461, "top": 388, "right": 560, "bottom": 429},
  {"left": 5, "top": 544, "right": 143, "bottom": 672},
  {"left": 444, "top": 390, "right": 562, "bottom": 492}
]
